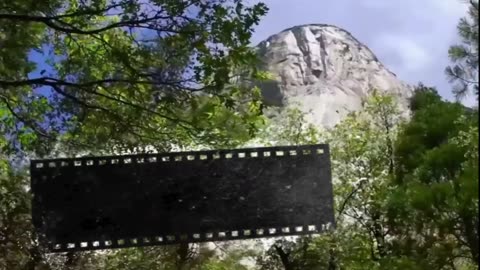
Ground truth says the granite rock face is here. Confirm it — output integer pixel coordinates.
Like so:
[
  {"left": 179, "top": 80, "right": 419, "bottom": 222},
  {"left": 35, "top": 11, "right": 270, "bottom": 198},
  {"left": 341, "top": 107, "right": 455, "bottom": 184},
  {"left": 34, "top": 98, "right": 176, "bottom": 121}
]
[{"left": 255, "top": 24, "right": 412, "bottom": 128}]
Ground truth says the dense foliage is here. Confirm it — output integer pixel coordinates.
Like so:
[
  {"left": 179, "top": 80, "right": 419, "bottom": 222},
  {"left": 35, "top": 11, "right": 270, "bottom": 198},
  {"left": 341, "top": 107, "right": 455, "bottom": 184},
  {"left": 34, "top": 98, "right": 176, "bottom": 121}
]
[
  {"left": 0, "top": 0, "right": 268, "bottom": 157},
  {"left": 255, "top": 87, "right": 478, "bottom": 270}
]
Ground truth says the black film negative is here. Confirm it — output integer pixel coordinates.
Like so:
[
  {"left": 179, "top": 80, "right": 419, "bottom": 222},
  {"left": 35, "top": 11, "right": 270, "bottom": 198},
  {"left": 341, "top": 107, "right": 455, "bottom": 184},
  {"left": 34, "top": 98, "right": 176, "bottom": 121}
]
[{"left": 30, "top": 144, "right": 335, "bottom": 252}]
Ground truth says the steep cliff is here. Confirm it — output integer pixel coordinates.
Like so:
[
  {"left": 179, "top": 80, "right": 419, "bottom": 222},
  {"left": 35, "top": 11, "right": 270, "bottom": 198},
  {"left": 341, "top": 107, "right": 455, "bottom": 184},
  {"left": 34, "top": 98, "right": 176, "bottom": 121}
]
[{"left": 256, "top": 24, "right": 412, "bottom": 128}]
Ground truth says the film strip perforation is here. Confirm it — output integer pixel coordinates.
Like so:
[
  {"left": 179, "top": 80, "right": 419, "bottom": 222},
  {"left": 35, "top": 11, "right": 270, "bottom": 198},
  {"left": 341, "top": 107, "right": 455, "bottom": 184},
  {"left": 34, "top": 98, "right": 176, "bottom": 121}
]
[
  {"left": 31, "top": 145, "right": 328, "bottom": 169},
  {"left": 47, "top": 222, "right": 333, "bottom": 252}
]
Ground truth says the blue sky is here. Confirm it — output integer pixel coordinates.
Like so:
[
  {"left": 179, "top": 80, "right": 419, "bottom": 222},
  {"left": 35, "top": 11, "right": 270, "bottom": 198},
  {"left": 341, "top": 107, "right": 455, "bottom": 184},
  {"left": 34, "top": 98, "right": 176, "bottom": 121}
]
[{"left": 249, "top": 0, "right": 475, "bottom": 106}]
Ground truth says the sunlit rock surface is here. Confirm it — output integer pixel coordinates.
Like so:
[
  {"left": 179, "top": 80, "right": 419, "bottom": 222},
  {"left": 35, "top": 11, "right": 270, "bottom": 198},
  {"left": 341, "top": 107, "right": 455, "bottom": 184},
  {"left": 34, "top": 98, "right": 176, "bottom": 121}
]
[{"left": 256, "top": 24, "right": 412, "bottom": 128}]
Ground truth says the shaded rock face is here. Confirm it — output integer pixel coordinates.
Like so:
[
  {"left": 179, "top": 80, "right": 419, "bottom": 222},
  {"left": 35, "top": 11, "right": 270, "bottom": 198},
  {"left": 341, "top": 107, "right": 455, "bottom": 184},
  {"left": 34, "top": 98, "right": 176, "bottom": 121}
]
[{"left": 256, "top": 24, "right": 412, "bottom": 128}]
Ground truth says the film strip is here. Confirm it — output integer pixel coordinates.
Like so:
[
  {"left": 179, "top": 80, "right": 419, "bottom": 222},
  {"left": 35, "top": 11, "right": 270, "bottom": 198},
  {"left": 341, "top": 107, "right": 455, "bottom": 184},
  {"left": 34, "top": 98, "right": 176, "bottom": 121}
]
[
  {"left": 48, "top": 223, "right": 335, "bottom": 252},
  {"left": 31, "top": 145, "right": 328, "bottom": 169},
  {"left": 31, "top": 144, "right": 335, "bottom": 252}
]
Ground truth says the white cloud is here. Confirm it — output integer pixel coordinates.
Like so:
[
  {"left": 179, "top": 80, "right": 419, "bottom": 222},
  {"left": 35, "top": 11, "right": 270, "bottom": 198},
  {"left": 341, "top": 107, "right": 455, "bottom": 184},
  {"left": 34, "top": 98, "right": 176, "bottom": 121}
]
[
  {"left": 431, "top": 0, "right": 468, "bottom": 16},
  {"left": 462, "top": 95, "right": 478, "bottom": 107},
  {"left": 358, "top": 0, "right": 466, "bottom": 17},
  {"left": 374, "top": 35, "right": 431, "bottom": 72}
]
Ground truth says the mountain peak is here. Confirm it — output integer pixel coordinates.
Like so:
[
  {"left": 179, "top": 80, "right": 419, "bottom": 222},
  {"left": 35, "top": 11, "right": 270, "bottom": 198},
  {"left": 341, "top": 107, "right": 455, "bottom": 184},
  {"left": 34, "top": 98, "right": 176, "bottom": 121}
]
[{"left": 255, "top": 24, "right": 412, "bottom": 128}]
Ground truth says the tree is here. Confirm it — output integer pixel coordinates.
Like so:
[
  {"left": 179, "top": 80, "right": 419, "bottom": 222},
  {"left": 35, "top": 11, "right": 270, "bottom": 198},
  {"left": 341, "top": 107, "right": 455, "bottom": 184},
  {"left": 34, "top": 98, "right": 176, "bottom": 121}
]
[
  {"left": 1, "top": 1, "right": 270, "bottom": 269},
  {"left": 255, "top": 105, "right": 322, "bottom": 147},
  {"left": 0, "top": 0, "right": 268, "bottom": 156},
  {"left": 253, "top": 105, "right": 326, "bottom": 270},
  {"left": 389, "top": 85, "right": 479, "bottom": 268},
  {"left": 324, "top": 90, "right": 408, "bottom": 269},
  {"left": 255, "top": 87, "right": 478, "bottom": 270},
  {"left": 445, "top": 0, "right": 479, "bottom": 100},
  {"left": 256, "top": 91, "right": 409, "bottom": 270},
  {"left": 0, "top": 156, "right": 34, "bottom": 269},
  {"left": 198, "top": 247, "right": 259, "bottom": 270}
]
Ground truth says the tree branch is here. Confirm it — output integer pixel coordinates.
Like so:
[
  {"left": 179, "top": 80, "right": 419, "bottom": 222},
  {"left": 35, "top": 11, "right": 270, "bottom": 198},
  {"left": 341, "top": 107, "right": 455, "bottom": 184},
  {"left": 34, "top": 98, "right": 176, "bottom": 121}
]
[
  {"left": 0, "top": 12, "right": 192, "bottom": 36},
  {"left": 0, "top": 76, "right": 200, "bottom": 90},
  {"left": 0, "top": 95, "right": 51, "bottom": 139},
  {"left": 337, "top": 179, "right": 366, "bottom": 216},
  {"left": 273, "top": 245, "right": 294, "bottom": 270}
]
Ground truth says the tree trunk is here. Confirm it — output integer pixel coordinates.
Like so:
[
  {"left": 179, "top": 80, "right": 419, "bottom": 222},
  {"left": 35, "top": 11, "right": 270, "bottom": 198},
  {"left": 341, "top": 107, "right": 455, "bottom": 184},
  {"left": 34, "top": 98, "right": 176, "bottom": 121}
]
[
  {"left": 176, "top": 243, "right": 190, "bottom": 270},
  {"left": 462, "top": 215, "right": 479, "bottom": 263},
  {"left": 274, "top": 245, "right": 294, "bottom": 270},
  {"left": 328, "top": 248, "right": 337, "bottom": 270},
  {"left": 25, "top": 246, "right": 42, "bottom": 270}
]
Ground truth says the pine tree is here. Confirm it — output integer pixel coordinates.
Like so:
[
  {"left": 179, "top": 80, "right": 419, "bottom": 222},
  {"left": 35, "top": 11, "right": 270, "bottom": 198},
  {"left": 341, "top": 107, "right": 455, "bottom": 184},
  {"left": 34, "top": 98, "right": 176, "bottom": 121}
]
[{"left": 445, "top": 0, "right": 479, "bottom": 100}]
